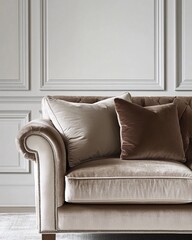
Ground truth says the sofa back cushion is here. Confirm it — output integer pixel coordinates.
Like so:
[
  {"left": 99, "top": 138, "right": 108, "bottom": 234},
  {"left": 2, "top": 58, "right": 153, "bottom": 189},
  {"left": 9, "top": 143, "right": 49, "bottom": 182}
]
[
  {"left": 42, "top": 93, "right": 131, "bottom": 167},
  {"left": 114, "top": 98, "right": 185, "bottom": 161},
  {"left": 42, "top": 95, "right": 192, "bottom": 168},
  {"left": 132, "top": 97, "right": 192, "bottom": 168}
]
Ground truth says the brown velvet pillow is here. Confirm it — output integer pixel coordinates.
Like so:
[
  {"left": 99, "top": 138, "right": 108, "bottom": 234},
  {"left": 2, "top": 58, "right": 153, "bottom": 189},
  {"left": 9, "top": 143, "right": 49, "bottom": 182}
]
[{"left": 114, "top": 98, "right": 186, "bottom": 162}]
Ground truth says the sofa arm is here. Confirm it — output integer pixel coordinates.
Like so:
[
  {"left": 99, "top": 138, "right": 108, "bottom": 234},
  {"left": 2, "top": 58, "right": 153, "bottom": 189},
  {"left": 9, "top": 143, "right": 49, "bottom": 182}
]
[{"left": 16, "top": 119, "right": 66, "bottom": 232}]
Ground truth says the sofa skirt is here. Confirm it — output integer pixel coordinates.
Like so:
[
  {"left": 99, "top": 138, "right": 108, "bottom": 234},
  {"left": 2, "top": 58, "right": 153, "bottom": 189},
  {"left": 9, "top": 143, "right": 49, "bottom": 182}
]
[{"left": 57, "top": 204, "right": 192, "bottom": 233}]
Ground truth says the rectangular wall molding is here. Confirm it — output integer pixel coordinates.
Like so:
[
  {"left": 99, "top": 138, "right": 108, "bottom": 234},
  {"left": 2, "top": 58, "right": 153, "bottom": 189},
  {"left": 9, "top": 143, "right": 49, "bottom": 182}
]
[
  {"left": 0, "top": 96, "right": 42, "bottom": 103},
  {"left": 41, "top": 0, "right": 165, "bottom": 91},
  {"left": 0, "top": 0, "right": 29, "bottom": 90},
  {"left": 175, "top": 0, "right": 192, "bottom": 90},
  {"left": 0, "top": 111, "right": 30, "bottom": 173}
]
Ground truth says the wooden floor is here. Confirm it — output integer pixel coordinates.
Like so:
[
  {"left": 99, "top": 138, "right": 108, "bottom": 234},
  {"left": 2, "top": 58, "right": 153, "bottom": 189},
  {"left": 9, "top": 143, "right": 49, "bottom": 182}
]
[{"left": 0, "top": 213, "right": 192, "bottom": 240}]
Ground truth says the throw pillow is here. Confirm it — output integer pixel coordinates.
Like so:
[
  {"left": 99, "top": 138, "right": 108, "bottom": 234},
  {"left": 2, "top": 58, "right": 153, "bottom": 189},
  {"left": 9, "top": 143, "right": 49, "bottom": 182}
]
[
  {"left": 43, "top": 93, "right": 131, "bottom": 167},
  {"left": 114, "top": 98, "right": 185, "bottom": 162}
]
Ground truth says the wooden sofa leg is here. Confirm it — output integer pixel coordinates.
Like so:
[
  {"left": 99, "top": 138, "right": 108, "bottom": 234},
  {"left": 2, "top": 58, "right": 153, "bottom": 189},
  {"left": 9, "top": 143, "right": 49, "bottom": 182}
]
[{"left": 42, "top": 234, "right": 56, "bottom": 240}]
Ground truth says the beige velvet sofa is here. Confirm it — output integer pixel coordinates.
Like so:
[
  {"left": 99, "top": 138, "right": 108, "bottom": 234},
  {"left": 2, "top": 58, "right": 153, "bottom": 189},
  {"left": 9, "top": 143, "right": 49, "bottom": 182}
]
[{"left": 16, "top": 95, "right": 192, "bottom": 240}]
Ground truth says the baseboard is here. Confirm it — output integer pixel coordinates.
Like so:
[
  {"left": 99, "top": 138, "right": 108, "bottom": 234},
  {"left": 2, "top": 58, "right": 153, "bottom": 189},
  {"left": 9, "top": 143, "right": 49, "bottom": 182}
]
[{"left": 0, "top": 206, "right": 35, "bottom": 213}]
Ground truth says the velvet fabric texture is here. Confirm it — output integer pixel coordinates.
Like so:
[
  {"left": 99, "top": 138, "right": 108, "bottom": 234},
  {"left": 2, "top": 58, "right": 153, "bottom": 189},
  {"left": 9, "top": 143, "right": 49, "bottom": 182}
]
[
  {"left": 43, "top": 93, "right": 131, "bottom": 167},
  {"left": 114, "top": 98, "right": 185, "bottom": 161},
  {"left": 65, "top": 158, "right": 192, "bottom": 204},
  {"left": 58, "top": 204, "right": 192, "bottom": 231},
  {"left": 42, "top": 95, "right": 192, "bottom": 168}
]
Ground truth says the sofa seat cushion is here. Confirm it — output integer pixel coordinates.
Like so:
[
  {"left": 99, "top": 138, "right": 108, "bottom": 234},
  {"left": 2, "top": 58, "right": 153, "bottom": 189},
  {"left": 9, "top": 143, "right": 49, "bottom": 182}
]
[{"left": 65, "top": 158, "right": 192, "bottom": 204}]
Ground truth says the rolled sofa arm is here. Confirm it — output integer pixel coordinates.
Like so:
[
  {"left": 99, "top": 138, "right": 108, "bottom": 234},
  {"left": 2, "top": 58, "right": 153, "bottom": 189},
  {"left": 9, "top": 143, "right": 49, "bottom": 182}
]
[{"left": 16, "top": 119, "right": 66, "bottom": 232}]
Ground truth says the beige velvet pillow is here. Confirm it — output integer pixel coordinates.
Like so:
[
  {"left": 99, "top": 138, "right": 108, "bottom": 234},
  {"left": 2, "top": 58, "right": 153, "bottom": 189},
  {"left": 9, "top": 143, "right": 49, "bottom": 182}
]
[
  {"left": 43, "top": 93, "right": 131, "bottom": 167},
  {"left": 114, "top": 98, "right": 185, "bottom": 162}
]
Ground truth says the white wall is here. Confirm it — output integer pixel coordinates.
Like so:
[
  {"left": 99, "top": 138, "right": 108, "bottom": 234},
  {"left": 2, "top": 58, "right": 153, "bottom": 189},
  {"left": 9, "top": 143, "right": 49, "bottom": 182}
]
[{"left": 0, "top": 0, "right": 191, "bottom": 207}]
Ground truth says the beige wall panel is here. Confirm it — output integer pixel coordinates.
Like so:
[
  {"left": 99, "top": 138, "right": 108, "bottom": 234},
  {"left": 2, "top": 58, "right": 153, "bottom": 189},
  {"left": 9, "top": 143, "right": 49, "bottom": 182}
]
[
  {"left": 176, "top": 0, "right": 192, "bottom": 90},
  {"left": 0, "top": 0, "right": 29, "bottom": 90},
  {"left": 0, "top": 101, "right": 41, "bottom": 207},
  {"left": 41, "top": 0, "right": 164, "bottom": 90},
  {"left": 0, "top": 111, "right": 30, "bottom": 173}
]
